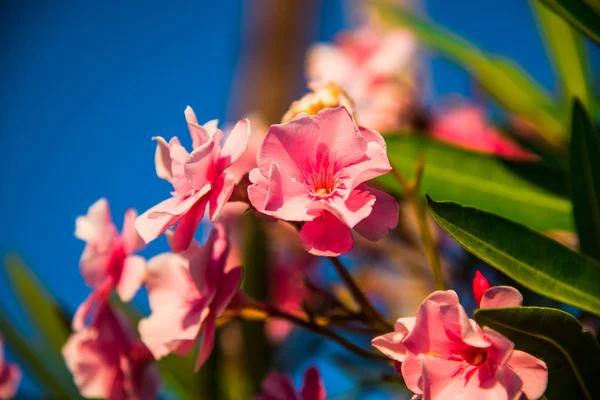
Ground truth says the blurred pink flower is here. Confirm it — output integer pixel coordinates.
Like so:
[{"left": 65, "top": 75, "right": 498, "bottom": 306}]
[
  {"left": 431, "top": 105, "right": 538, "bottom": 161},
  {"left": 73, "top": 198, "right": 145, "bottom": 331},
  {"left": 372, "top": 290, "right": 547, "bottom": 400},
  {"left": 248, "top": 106, "right": 399, "bottom": 256},
  {"left": 0, "top": 336, "right": 21, "bottom": 399},
  {"left": 139, "top": 224, "right": 242, "bottom": 370},
  {"left": 472, "top": 270, "right": 492, "bottom": 307},
  {"left": 307, "top": 26, "right": 416, "bottom": 131},
  {"left": 255, "top": 366, "right": 325, "bottom": 400},
  {"left": 135, "top": 106, "right": 250, "bottom": 252},
  {"left": 63, "top": 305, "right": 159, "bottom": 400}
]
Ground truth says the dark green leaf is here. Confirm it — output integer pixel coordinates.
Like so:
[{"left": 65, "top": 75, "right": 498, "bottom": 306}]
[
  {"left": 475, "top": 307, "right": 600, "bottom": 399},
  {"left": 376, "top": 135, "right": 572, "bottom": 231},
  {"left": 0, "top": 313, "right": 80, "bottom": 399},
  {"left": 426, "top": 196, "right": 600, "bottom": 315},
  {"left": 374, "top": 3, "right": 565, "bottom": 144},
  {"left": 569, "top": 99, "right": 600, "bottom": 260},
  {"left": 3, "top": 255, "right": 80, "bottom": 398},
  {"left": 539, "top": 0, "right": 600, "bottom": 45}
]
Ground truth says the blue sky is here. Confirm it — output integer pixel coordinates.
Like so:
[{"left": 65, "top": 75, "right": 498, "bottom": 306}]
[{"left": 0, "top": 0, "right": 581, "bottom": 396}]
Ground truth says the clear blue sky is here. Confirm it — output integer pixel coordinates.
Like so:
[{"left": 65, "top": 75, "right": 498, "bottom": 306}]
[{"left": 0, "top": 0, "right": 570, "bottom": 396}]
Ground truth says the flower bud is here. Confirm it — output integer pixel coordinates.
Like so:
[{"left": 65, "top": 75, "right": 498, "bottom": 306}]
[{"left": 472, "top": 270, "right": 492, "bottom": 307}]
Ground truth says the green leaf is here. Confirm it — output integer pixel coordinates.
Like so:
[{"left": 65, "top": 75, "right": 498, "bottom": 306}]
[
  {"left": 569, "top": 100, "right": 600, "bottom": 260},
  {"left": 0, "top": 313, "right": 80, "bottom": 399},
  {"left": 538, "top": 0, "right": 600, "bottom": 45},
  {"left": 426, "top": 196, "right": 600, "bottom": 315},
  {"left": 475, "top": 307, "right": 600, "bottom": 399},
  {"left": 374, "top": 3, "right": 565, "bottom": 143},
  {"left": 376, "top": 135, "right": 572, "bottom": 231},
  {"left": 533, "top": 0, "right": 591, "bottom": 109},
  {"left": 3, "top": 255, "right": 80, "bottom": 398}
]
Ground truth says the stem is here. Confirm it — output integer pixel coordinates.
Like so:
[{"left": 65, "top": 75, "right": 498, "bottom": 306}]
[
  {"left": 219, "top": 306, "right": 388, "bottom": 362},
  {"left": 327, "top": 257, "right": 393, "bottom": 332}
]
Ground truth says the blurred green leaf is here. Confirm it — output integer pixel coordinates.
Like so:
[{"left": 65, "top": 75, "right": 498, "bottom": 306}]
[
  {"left": 533, "top": 0, "right": 591, "bottom": 109},
  {"left": 475, "top": 307, "right": 600, "bottom": 399},
  {"left": 538, "top": 0, "right": 600, "bottom": 45},
  {"left": 3, "top": 255, "right": 80, "bottom": 397},
  {"left": 0, "top": 313, "right": 80, "bottom": 399},
  {"left": 376, "top": 135, "right": 572, "bottom": 231},
  {"left": 569, "top": 100, "right": 600, "bottom": 260},
  {"left": 426, "top": 196, "right": 600, "bottom": 315},
  {"left": 375, "top": 3, "right": 565, "bottom": 144}
]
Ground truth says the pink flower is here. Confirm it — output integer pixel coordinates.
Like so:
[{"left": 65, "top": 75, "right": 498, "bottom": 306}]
[
  {"left": 307, "top": 26, "right": 416, "bottom": 131},
  {"left": 73, "top": 198, "right": 146, "bottom": 331},
  {"left": 0, "top": 336, "right": 21, "bottom": 399},
  {"left": 372, "top": 290, "right": 548, "bottom": 400},
  {"left": 247, "top": 106, "right": 399, "bottom": 256},
  {"left": 431, "top": 105, "right": 538, "bottom": 161},
  {"left": 472, "top": 270, "right": 492, "bottom": 307},
  {"left": 255, "top": 366, "right": 326, "bottom": 400},
  {"left": 135, "top": 106, "right": 250, "bottom": 252},
  {"left": 138, "top": 223, "right": 242, "bottom": 370},
  {"left": 63, "top": 305, "right": 159, "bottom": 400}
]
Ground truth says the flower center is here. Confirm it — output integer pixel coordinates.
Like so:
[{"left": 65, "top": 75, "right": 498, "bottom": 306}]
[{"left": 463, "top": 348, "right": 488, "bottom": 366}]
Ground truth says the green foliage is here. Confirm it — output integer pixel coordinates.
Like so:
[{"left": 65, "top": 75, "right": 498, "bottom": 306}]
[
  {"left": 475, "top": 307, "right": 600, "bottom": 399},
  {"left": 538, "top": 0, "right": 600, "bottom": 45},
  {"left": 426, "top": 196, "right": 600, "bottom": 315},
  {"left": 377, "top": 135, "right": 572, "bottom": 231},
  {"left": 569, "top": 100, "right": 600, "bottom": 260}
]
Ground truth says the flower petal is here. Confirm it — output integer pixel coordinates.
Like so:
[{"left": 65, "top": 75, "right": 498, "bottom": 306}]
[
  {"left": 507, "top": 350, "right": 548, "bottom": 400},
  {"left": 299, "top": 212, "right": 353, "bottom": 256},
  {"left": 354, "top": 185, "right": 398, "bottom": 241},
  {"left": 75, "top": 198, "right": 115, "bottom": 245},
  {"left": 194, "top": 314, "right": 216, "bottom": 370},
  {"left": 261, "top": 162, "right": 313, "bottom": 221},
  {"left": 300, "top": 366, "right": 326, "bottom": 400},
  {"left": 169, "top": 137, "right": 194, "bottom": 195},
  {"left": 480, "top": 286, "right": 524, "bottom": 309},
  {"left": 171, "top": 197, "right": 208, "bottom": 253},
  {"left": 208, "top": 173, "right": 236, "bottom": 222},
  {"left": 121, "top": 208, "right": 144, "bottom": 253},
  {"left": 185, "top": 106, "right": 211, "bottom": 148},
  {"left": 314, "top": 107, "right": 367, "bottom": 169},
  {"left": 212, "top": 266, "right": 243, "bottom": 316},
  {"left": 220, "top": 118, "right": 250, "bottom": 167},
  {"left": 115, "top": 255, "right": 146, "bottom": 302},
  {"left": 309, "top": 187, "right": 375, "bottom": 229},
  {"left": 185, "top": 138, "right": 217, "bottom": 191},
  {"left": 153, "top": 136, "right": 173, "bottom": 183}
]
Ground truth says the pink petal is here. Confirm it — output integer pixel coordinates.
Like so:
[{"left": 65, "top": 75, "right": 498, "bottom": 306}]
[
  {"left": 420, "top": 356, "right": 467, "bottom": 399},
  {"left": 0, "top": 363, "right": 21, "bottom": 399},
  {"left": 220, "top": 118, "right": 250, "bottom": 168},
  {"left": 306, "top": 45, "right": 353, "bottom": 87},
  {"left": 258, "top": 115, "right": 319, "bottom": 181},
  {"left": 358, "top": 126, "right": 387, "bottom": 149},
  {"left": 438, "top": 299, "right": 492, "bottom": 349},
  {"left": 401, "top": 354, "right": 424, "bottom": 395},
  {"left": 480, "top": 286, "right": 524, "bottom": 309},
  {"left": 115, "top": 255, "right": 146, "bottom": 302},
  {"left": 121, "top": 208, "right": 144, "bottom": 254},
  {"left": 184, "top": 138, "right": 217, "bottom": 191},
  {"left": 153, "top": 136, "right": 173, "bottom": 183},
  {"left": 371, "top": 317, "right": 415, "bottom": 362},
  {"left": 314, "top": 107, "right": 367, "bottom": 168},
  {"left": 481, "top": 328, "right": 515, "bottom": 376},
  {"left": 202, "top": 119, "right": 219, "bottom": 137},
  {"left": 354, "top": 185, "right": 398, "bottom": 241},
  {"left": 171, "top": 197, "right": 208, "bottom": 253},
  {"left": 75, "top": 198, "right": 115, "bottom": 245},
  {"left": 309, "top": 187, "right": 375, "bottom": 229},
  {"left": 300, "top": 366, "right": 326, "bottom": 400},
  {"left": 208, "top": 173, "right": 236, "bottom": 222},
  {"left": 212, "top": 266, "right": 243, "bottom": 316},
  {"left": 299, "top": 212, "right": 354, "bottom": 256},
  {"left": 338, "top": 140, "right": 392, "bottom": 191},
  {"left": 366, "top": 30, "right": 416, "bottom": 76},
  {"left": 507, "top": 350, "right": 548, "bottom": 400},
  {"left": 262, "top": 162, "right": 313, "bottom": 221},
  {"left": 259, "top": 372, "right": 298, "bottom": 400},
  {"left": 194, "top": 315, "right": 216, "bottom": 370},
  {"left": 169, "top": 137, "right": 194, "bottom": 195},
  {"left": 185, "top": 106, "right": 211, "bottom": 148}
]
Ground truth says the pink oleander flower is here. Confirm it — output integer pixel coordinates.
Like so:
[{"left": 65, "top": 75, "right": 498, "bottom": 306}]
[
  {"left": 255, "top": 366, "right": 325, "bottom": 400},
  {"left": 472, "top": 270, "right": 492, "bottom": 307},
  {"left": 63, "top": 305, "right": 159, "bottom": 400},
  {"left": 372, "top": 289, "right": 548, "bottom": 400},
  {"left": 0, "top": 336, "right": 21, "bottom": 399},
  {"left": 307, "top": 26, "right": 416, "bottom": 131},
  {"left": 73, "top": 198, "right": 145, "bottom": 331},
  {"left": 431, "top": 105, "right": 538, "bottom": 161},
  {"left": 139, "top": 223, "right": 242, "bottom": 370},
  {"left": 247, "top": 106, "right": 399, "bottom": 256},
  {"left": 135, "top": 106, "right": 250, "bottom": 252}
]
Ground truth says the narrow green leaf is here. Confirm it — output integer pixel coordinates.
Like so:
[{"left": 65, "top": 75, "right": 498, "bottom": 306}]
[
  {"left": 374, "top": 3, "right": 565, "bottom": 143},
  {"left": 533, "top": 0, "right": 591, "bottom": 109},
  {"left": 426, "top": 196, "right": 600, "bottom": 315},
  {"left": 0, "top": 313, "right": 80, "bottom": 399},
  {"left": 475, "top": 307, "right": 600, "bottom": 399},
  {"left": 569, "top": 100, "right": 600, "bottom": 260},
  {"left": 3, "top": 255, "right": 81, "bottom": 398},
  {"left": 539, "top": 0, "right": 600, "bottom": 45},
  {"left": 375, "top": 135, "right": 572, "bottom": 231}
]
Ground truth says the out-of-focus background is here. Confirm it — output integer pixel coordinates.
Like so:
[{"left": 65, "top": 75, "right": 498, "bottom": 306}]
[{"left": 1, "top": 0, "right": 597, "bottom": 398}]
